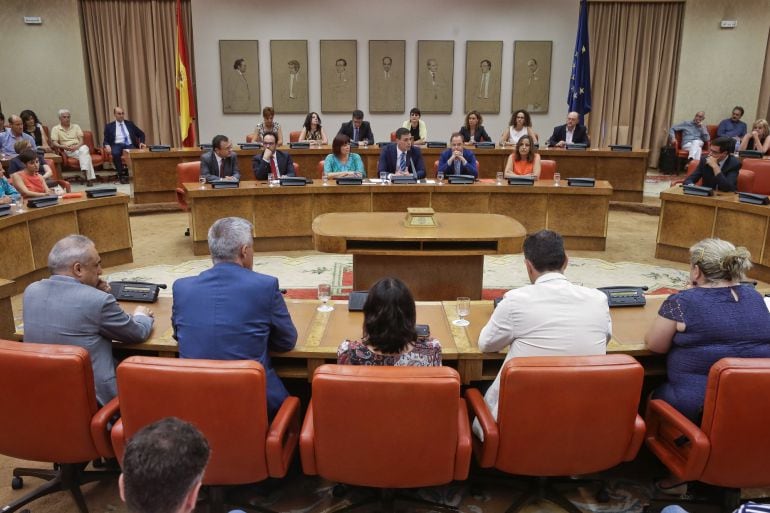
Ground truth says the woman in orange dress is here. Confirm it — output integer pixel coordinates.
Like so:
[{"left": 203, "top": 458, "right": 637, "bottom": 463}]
[
  {"left": 503, "top": 135, "right": 541, "bottom": 178},
  {"left": 11, "top": 149, "right": 50, "bottom": 198}
]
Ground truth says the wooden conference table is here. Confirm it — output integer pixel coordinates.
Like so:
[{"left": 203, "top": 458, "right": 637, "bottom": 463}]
[
  {"left": 656, "top": 186, "right": 770, "bottom": 283},
  {"left": 126, "top": 145, "right": 646, "bottom": 204},
  {"left": 0, "top": 193, "right": 133, "bottom": 294},
  {"left": 118, "top": 296, "right": 662, "bottom": 384},
  {"left": 184, "top": 179, "right": 612, "bottom": 255}
]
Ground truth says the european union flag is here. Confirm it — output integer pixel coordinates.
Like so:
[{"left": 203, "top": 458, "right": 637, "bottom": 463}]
[{"left": 568, "top": 0, "right": 591, "bottom": 124}]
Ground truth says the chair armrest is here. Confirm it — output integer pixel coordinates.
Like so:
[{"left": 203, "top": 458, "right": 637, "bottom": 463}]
[
  {"left": 55, "top": 180, "right": 72, "bottom": 193},
  {"left": 645, "top": 398, "right": 710, "bottom": 482},
  {"left": 464, "top": 388, "right": 499, "bottom": 468},
  {"left": 623, "top": 414, "right": 646, "bottom": 461},
  {"left": 91, "top": 396, "right": 119, "bottom": 458},
  {"left": 266, "top": 395, "right": 300, "bottom": 478},
  {"left": 299, "top": 401, "right": 318, "bottom": 475},
  {"left": 176, "top": 188, "right": 188, "bottom": 209},
  {"left": 454, "top": 398, "right": 472, "bottom": 480}
]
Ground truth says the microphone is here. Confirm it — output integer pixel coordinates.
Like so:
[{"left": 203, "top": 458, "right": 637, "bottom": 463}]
[{"left": 409, "top": 156, "right": 419, "bottom": 180}]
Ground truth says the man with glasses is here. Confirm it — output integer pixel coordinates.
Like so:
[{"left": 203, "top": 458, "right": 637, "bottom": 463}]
[
  {"left": 200, "top": 134, "right": 240, "bottom": 182},
  {"left": 669, "top": 111, "right": 710, "bottom": 162},
  {"left": 252, "top": 131, "right": 295, "bottom": 180},
  {"left": 683, "top": 136, "right": 741, "bottom": 192}
]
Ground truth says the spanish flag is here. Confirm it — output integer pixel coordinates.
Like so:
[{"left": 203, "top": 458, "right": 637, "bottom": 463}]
[{"left": 175, "top": 0, "right": 195, "bottom": 147}]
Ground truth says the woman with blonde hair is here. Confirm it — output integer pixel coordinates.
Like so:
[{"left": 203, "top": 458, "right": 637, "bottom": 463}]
[{"left": 739, "top": 118, "right": 770, "bottom": 154}]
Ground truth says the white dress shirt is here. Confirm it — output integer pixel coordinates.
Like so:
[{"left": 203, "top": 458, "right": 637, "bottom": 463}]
[{"left": 473, "top": 272, "right": 611, "bottom": 439}]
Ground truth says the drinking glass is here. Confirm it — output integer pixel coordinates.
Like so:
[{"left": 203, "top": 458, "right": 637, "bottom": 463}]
[
  {"left": 496, "top": 171, "right": 504, "bottom": 185},
  {"left": 322, "top": 174, "right": 329, "bottom": 186},
  {"left": 15, "top": 199, "right": 24, "bottom": 214},
  {"left": 379, "top": 171, "right": 387, "bottom": 185},
  {"left": 317, "top": 283, "right": 333, "bottom": 312},
  {"left": 437, "top": 170, "right": 444, "bottom": 185},
  {"left": 453, "top": 297, "right": 470, "bottom": 326},
  {"left": 553, "top": 172, "right": 561, "bottom": 187},
  {"left": 199, "top": 176, "right": 206, "bottom": 189}
]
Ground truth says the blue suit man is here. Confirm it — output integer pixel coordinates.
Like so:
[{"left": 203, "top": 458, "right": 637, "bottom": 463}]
[
  {"left": 103, "top": 107, "right": 146, "bottom": 184},
  {"left": 438, "top": 133, "right": 478, "bottom": 178},
  {"left": 172, "top": 217, "right": 297, "bottom": 418},
  {"left": 377, "top": 127, "right": 426, "bottom": 179}
]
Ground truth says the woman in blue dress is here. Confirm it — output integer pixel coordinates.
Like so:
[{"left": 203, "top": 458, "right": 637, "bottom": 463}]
[{"left": 323, "top": 133, "right": 364, "bottom": 179}]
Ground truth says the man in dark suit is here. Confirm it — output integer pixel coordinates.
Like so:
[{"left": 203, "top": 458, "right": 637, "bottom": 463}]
[
  {"left": 172, "top": 217, "right": 297, "bottom": 418},
  {"left": 683, "top": 136, "right": 741, "bottom": 192},
  {"left": 337, "top": 109, "right": 375, "bottom": 145},
  {"left": 103, "top": 106, "right": 146, "bottom": 184},
  {"left": 252, "top": 131, "right": 295, "bottom": 180},
  {"left": 547, "top": 111, "right": 590, "bottom": 148},
  {"left": 438, "top": 132, "right": 478, "bottom": 178},
  {"left": 200, "top": 134, "right": 240, "bottom": 182},
  {"left": 377, "top": 127, "right": 426, "bottom": 179}
]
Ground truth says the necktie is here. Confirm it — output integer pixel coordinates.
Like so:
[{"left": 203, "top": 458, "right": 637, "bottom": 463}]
[
  {"left": 399, "top": 152, "right": 406, "bottom": 173},
  {"left": 270, "top": 157, "right": 278, "bottom": 179},
  {"left": 353, "top": 127, "right": 359, "bottom": 142},
  {"left": 120, "top": 123, "right": 131, "bottom": 146},
  {"left": 454, "top": 159, "right": 461, "bottom": 175},
  {"left": 219, "top": 158, "right": 225, "bottom": 178}
]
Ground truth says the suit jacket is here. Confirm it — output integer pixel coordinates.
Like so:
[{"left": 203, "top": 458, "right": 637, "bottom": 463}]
[
  {"left": 438, "top": 148, "right": 478, "bottom": 178},
  {"left": 22, "top": 275, "right": 153, "bottom": 406},
  {"left": 172, "top": 262, "right": 297, "bottom": 417},
  {"left": 459, "top": 125, "right": 491, "bottom": 143},
  {"left": 547, "top": 124, "right": 590, "bottom": 147},
  {"left": 252, "top": 150, "right": 296, "bottom": 180},
  {"left": 338, "top": 120, "right": 375, "bottom": 145},
  {"left": 684, "top": 155, "right": 741, "bottom": 192},
  {"left": 200, "top": 150, "right": 241, "bottom": 182},
  {"left": 103, "top": 120, "right": 145, "bottom": 148},
  {"left": 377, "top": 144, "right": 426, "bottom": 179}
]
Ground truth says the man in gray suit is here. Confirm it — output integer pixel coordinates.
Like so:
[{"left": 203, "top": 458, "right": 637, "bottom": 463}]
[{"left": 23, "top": 235, "right": 154, "bottom": 405}]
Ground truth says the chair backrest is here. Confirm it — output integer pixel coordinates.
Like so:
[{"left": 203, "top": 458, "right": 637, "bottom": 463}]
[
  {"left": 494, "top": 355, "right": 644, "bottom": 476},
  {"left": 706, "top": 124, "right": 718, "bottom": 142},
  {"left": 539, "top": 159, "right": 556, "bottom": 180},
  {"left": 699, "top": 358, "right": 770, "bottom": 488},
  {"left": 112, "top": 356, "right": 271, "bottom": 485},
  {"left": 176, "top": 161, "right": 201, "bottom": 210},
  {"left": 302, "top": 364, "right": 470, "bottom": 488},
  {"left": 293, "top": 162, "right": 300, "bottom": 175},
  {"left": 740, "top": 158, "right": 770, "bottom": 195},
  {"left": 317, "top": 160, "right": 324, "bottom": 176},
  {"left": 0, "top": 339, "right": 101, "bottom": 463},
  {"left": 737, "top": 168, "right": 755, "bottom": 193},
  {"left": 82, "top": 130, "right": 97, "bottom": 153},
  {"left": 246, "top": 133, "right": 255, "bottom": 143},
  {"left": 289, "top": 130, "right": 301, "bottom": 143},
  {"left": 390, "top": 131, "right": 397, "bottom": 142}
]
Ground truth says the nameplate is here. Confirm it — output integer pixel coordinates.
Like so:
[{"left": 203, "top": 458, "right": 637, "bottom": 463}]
[
  {"left": 391, "top": 175, "right": 418, "bottom": 184},
  {"left": 27, "top": 195, "right": 60, "bottom": 208},
  {"left": 210, "top": 180, "right": 240, "bottom": 189},
  {"left": 447, "top": 174, "right": 475, "bottom": 184},
  {"left": 348, "top": 141, "right": 360, "bottom": 148},
  {"left": 348, "top": 291, "right": 368, "bottom": 311},
  {"left": 279, "top": 176, "right": 308, "bottom": 186},
  {"left": 738, "top": 192, "right": 770, "bottom": 205},
  {"left": 475, "top": 141, "right": 496, "bottom": 149},
  {"left": 0, "top": 204, "right": 10, "bottom": 217},
  {"left": 239, "top": 143, "right": 263, "bottom": 150},
  {"left": 335, "top": 177, "right": 363, "bottom": 185},
  {"left": 289, "top": 142, "right": 311, "bottom": 149},
  {"left": 738, "top": 150, "right": 763, "bottom": 159},
  {"left": 86, "top": 187, "right": 118, "bottom": 198},
  {"left": 683, "top": 184, "right": 714, "bottom": 197},
  {"left": 610, "top": 145, "right": 632, "bottom": 152},
  {"left": 199, "top": 144, "right": 213, "bottom": 151},
  {"left": 426, "top": 141, "right": 447, "bottom": 148},
  {"left": 507, "top": 176, "right": 535, "bottom": 186},
  {"left": 148, "top": 145, "right": 171, "bottom": 152},
  {"left": 566, "top": 143, "right": 588, "bottom": 150},
  {"left": 567, "top": 177, "right": 595, "bottom": 187}
]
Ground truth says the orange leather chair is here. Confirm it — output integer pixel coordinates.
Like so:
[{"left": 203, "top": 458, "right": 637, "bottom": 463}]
[
  {"left": 645, "top": 358, "right": 770, "bottom": 509},
  {"left": 740, "top": 158, "right": 770, "bottom": 195},
  {"left": 289, "top": 130, "right": 301, "bottom": 142},
  {"left": 246, "top": 133, "right": 256, "bottom": 143},
  {"left": 674, "top": 160, "right": 755, "bottom": 193},
  {"left": 0, "top": 340, "right": 116, "bottom": 513},
  {"left": 44, "top": 158, "right": 71, "bottom": 192},
  {"left": 390, "top": 131, "right": 397, "bottom": 142},
  {"left": 56, "top": 130, "right": 105, "bottom": 183},
  {"left": 466, "top": 355, "right": 645, "bottom": 513},
  {"left": 539, "top": 159, "right": 556, "bottom": 180},
  {"left": 300, "top": 365, "right": 471, "bottom": 512},
  {"left": 108, "top": 356, "right": 299, "bottom": 513},
  {"left": 176, "top": 161, "right": 201, "bottom": 236}
]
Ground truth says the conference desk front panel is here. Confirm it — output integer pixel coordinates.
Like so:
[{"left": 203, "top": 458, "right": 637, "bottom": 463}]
[
  {"left": 656, "top": 187, "right": 770, "bottom": 282},
  {"left": 184, "top": 181, "right": 612, "bottom": 255},
  {"left": 128, "top": 146, "right": 645, "bottom": 204},
  {"left": 0, "top": 194, "right": 133, "bottom": 294}
]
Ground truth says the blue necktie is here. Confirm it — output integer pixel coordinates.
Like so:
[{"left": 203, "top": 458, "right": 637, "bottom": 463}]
[
  {"left": 120, "top": 123, "right": 131, "bottom": 146},
  {"left": 454, "top": 159, "right": 461, "bottom": 175},
  {"left": 399, "top": 152, "right": 406, "bottom": 172},
  {"left": 353, "top": 127, "right": 359, "bottom": 142}
]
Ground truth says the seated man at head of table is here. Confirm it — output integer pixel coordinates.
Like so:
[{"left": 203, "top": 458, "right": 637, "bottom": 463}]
[
  {"left": 473, "top": 229, "right": 611, "bottom": 438},
  {"left": 337, "top": 109, "right": 375, "bottom": 145},
  {"left": 438, "top": 132, "right": 478, "bottom": 178},
  {"left": 103, "top": 106, "right": 146, "bottom": 184},
  {"left": 200, "top": 134, "right": 240, "bottom": 182},
  {"left": 252, "top": 131, "right": 295, "bottom": 181},
  {"left": 171, "top": 217, "right": 297, "bottom": 418},
  {"left": 682, "top": 136, "right": 741, "bottom": 192},
  {"left": 22, "top": 235, "right": 155, "bottom": 406},
  {"left": 377, "top": 127, "right": 426, "bottom": 179},
  {"left": 546, "top": 111, "right": 590, "bottom": 148}
]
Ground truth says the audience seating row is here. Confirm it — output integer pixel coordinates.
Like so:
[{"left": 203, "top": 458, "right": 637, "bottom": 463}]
[{"left": 674, "top": 158, "right": 770, "bottom": 194}]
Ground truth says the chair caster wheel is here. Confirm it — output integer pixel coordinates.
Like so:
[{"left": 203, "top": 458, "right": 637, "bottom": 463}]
[
  {"left": 596, "top": 489, "right": 610, "bottom": 503},
  {"left": 11, "top": 476, "right": 23, "bottom": 490},
  {"left": 332, "top": 484, "right": 348, "bottom": 498}
]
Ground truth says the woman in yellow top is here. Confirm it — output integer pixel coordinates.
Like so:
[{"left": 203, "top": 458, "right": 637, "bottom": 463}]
[
  {"left": 503, "top": 136, "right": 541, "bottom": 178},
  {"left": 402, "top": 108, "right": 427, "bottom": 145}
]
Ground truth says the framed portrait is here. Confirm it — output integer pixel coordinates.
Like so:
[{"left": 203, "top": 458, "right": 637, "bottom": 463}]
[
  {"left": 369, "top": 40, "right": 405, "bottom": 114},
  {"left": 270, "top": 40, "right": 309, "bottom": 114},
  {"left": 219, "top": 40, "right": 260, "bottom": 114},
  {"left": 417, "top": 40, "right": 454, "bottom": 114},
  {"left": 464, "top": 41, "right": 503, "bottom": 114},
  {"left": 320, "top": 40, "right": 357, "bottom": 113},
  {"left": 511, "top": 41, "right": 552, "bottom": 114}
]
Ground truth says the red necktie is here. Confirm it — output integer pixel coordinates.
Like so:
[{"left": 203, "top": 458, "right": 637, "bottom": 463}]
[
  {"left": 219, "top": 158, "right": 224, "bottom": 178},
  {"left": 270, "top": 158, "right": 278, "bottom": 179}
]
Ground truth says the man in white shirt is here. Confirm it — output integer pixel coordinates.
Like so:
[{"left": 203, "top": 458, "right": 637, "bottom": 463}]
[
  {"left": 103, "top": 106, "right": 146, "bottom": 184},
  {"left": 474, "top": 230, "right": 611, "bottom": 436}
]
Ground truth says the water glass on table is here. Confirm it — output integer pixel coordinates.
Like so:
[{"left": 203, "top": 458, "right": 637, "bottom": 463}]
[
  {"left": 379, "top": 171, "right": 388, "bottom": 185},
  {"left": 553, "top": 172, "right": 561, "bottom": 187},
  {"left": 453, "top": 297, "right": 470, "bottom": 326},
  {"left": 199, "top": 176, "right": 206, "bottom": 189},
  {"left": 437, "top": 170, "right": 444, "bottom": 185},
  {"left": 496, "top": 171, "right": 504, "bottom": 185},
  {"left": 317, "top": 283, "right": 333, "bottom": 312}
]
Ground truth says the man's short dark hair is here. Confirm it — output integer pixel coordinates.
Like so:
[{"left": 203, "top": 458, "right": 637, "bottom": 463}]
[
  {"left": 262, "top": 131, "right": 277, "bottom": 144},
  {"left": 122, "top": 417, "right": 210, "bottom": 513},
  {"left": 211, "top": 134, "right": 228, "bottom": 150},
  {"left": 409, "top": 107, "right": 421, "bottom": 117},
  {"left": 19, "top": 149, "right": 38, "bottom": 164},
  {"left": 395, "top": 127, "right": 411, "bottom": 140},
  {"left": 523, "top": 230, "right": 566, "bottom": 273},
  {"left": 712, "top": 136, "right": 734, "bottom": 154},
  {"left": 733, "top": 106, "right": 744, "bottom": 116},
  {"left": 352, "top": 110, "right": 364, "bottom": 120}
]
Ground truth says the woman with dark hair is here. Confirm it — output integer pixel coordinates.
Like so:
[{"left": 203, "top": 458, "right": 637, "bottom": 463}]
[
  {"left": 402, "top": 107, "right": 427, "bottom": 144},
  {"left": 500, "top": 109, "right": 538, "bottom": 147},
  {"left": 503, "top": 135, "right": 541, "bottom": 178},
  {"left": 459, "top": 110, "right": 490, "bottom": 143},
  {"left": 323, "top": 133, "right": 364, "bottom": 178},
  {"left": 20, "top": 109, "right": 51, "bottom": 151},
  {"left": 11, "top": 150, "right": 50, "bottom": 198},
  {"left": 299, "top": 112, "right": 328, "bottom": 145},
  {"left": 252, "top": 106, "right": 283, "bottom": 146},
  {"left": 337, "top": 277, "right": 442, "bottom": 366}
]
